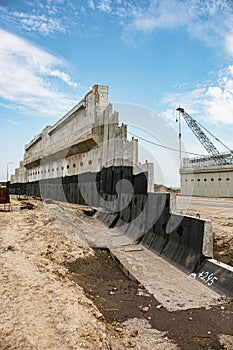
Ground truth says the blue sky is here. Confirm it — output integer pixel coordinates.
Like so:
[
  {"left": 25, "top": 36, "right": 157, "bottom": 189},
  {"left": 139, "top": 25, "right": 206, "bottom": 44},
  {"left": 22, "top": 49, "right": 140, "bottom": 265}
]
[{"left": 0, "top": 0, "right": 233, "bottom": 185}]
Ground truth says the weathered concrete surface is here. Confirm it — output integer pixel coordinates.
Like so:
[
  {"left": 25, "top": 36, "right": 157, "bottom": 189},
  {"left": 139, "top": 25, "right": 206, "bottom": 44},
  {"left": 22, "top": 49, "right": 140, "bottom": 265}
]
[
  {"left": 46, "top": 201, "right": 221, "bottom": 312},
  {"left": 195, "top": 259, "right": 233, "bottom": 297},
  {"left": 79, "top": 218, "right": 220, "bottom": 311},
  {"left": 98, "top": 193, "right": 214, "bottom": 276},
  {"left": 180, "top": 162, "right": 233, "bottom": 198},
  {"left": 1, "top": 196, "right": 181, "bottom": 350},
  {"left": 11, "top": 85, "right": 154, "bottom": 192},
  {"left": 110, "top": 244, "right": 220, "bottom": 312}
]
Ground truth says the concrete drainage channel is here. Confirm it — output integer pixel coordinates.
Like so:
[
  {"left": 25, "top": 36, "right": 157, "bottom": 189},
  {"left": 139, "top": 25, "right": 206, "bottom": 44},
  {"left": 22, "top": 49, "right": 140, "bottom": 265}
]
[
  {"left": 10, "top": 179, "right": 233, "bottom": 297},
  {"left": 65, "top": 247, "right": 233, "bottom": 350},
  {"left": 13, "top": 195, "right": 233, "bottom": 349},
  {"left": 10, "top": 189, "right": 233, "bottom": 348},
  {"left": 101, "top": 247, "right": 140, "bottom": 284},
  {"left": 96, "top": 193, "right": 233, "bottom": 298}
]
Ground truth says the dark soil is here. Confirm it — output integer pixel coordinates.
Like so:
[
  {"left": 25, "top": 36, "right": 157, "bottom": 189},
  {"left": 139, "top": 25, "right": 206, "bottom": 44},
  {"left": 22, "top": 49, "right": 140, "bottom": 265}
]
[
  {"left": 214, "top": 236, "right": 233, "bottom": 267},
  {"left": 65, "top": 249, "right": 233, "bottom": 350}
]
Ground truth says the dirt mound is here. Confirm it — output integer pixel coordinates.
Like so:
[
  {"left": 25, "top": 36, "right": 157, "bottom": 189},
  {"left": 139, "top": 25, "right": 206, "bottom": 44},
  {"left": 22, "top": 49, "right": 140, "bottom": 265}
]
[
  {"left": 0, "top": 196, "right": 178, "bottom": 350},
  {"left": 1, "top": 196, "right": 233, "bottom": 350},
  {"left": 186, "top": 206, "right": 233, "bottom": 267}
]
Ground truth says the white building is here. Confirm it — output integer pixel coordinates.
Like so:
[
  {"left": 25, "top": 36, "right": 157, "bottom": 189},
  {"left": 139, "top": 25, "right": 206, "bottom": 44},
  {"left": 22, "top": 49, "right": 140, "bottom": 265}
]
[{"left": 180, "top": 154, "right": 233, "bottom": 197}]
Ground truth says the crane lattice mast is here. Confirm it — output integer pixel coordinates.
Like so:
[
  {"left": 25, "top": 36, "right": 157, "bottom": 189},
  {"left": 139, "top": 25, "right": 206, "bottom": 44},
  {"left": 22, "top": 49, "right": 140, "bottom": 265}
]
[{"left": 176, "top": 107, "right": 227, "bottom": 166}]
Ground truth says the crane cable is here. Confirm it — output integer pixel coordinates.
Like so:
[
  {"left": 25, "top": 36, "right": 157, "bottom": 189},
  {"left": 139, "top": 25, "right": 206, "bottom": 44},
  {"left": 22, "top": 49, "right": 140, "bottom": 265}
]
[
  {"left": 127, "top": 130, "right": 207, "bottom": 157},
  {"left": 194, "top": 119, "right": 233, "bottom": 154},
  {"left": 128, "top": 111, "right": 233, "bottom": 159},
  {"left": 176, "top": 108, "right": 233, "bottom": 155}
]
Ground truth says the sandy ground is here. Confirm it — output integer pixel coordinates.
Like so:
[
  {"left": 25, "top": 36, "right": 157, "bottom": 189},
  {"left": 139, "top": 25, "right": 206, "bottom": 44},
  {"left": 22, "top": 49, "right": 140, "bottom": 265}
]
[
  {"left": 182, "top": 204, "right": 233, "bottom": 266},
  {"left": 0, "top": 196, "right": 178, "bottom": 350},
  {"left": 1, "top": 195, "right": 233, "bottom": 350}
]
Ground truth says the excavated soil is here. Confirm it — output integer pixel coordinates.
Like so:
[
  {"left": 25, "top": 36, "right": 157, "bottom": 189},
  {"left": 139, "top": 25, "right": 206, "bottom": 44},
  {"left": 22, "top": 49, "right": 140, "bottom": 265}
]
[
  {"left": 0, "top": 196, "right": 178, "bottom": 350},
  {"left": 66, "top": 248, "right": 233, "bottom": 350},
  {"left": 0, "top": 195, "right": 233, "bottom": 350},
  {"left": 184, "top": 204, "right": 233, "bottom": 267}
]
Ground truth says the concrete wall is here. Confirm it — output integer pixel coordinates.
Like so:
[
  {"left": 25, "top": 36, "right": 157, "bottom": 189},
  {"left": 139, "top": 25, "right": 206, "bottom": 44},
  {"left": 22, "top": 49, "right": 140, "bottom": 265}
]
[
  {"left": 11, "top": 161, "right": 28, "bottom": 184},
  {"left": 97, "top": 192, "right": 233, "bottom": 296},
  {"left": 180, "top": 164, "right": 233, "bottom": 198},
  {"left": 133, "top": 161, "right": 154, "bottom": 193},
  {"left": 98, "top": 192, "right": 213, "bottom": 274},
  {"left": 11, "top": 85, "right": 154, "bottom": 192}
]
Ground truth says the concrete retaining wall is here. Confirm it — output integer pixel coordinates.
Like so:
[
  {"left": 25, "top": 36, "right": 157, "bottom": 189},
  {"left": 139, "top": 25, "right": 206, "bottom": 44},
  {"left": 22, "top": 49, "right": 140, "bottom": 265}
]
[
  {"left": 159, "top": 214, "right": 212, "bottom": 273},
  {"left": 8, "top": 170, "right": 233, "bottom": 296},
  {"left": 194, "top": 259, "right": 233, "bottom": 297},
  {"left": 8, "top": 165, "right": 148, "bottom": 202},
  {"left": 101, "top": 194, "right": 212, "bottom": 274},
  {"left": 97, "top": 192, "right": 233, "bottom": 296}
]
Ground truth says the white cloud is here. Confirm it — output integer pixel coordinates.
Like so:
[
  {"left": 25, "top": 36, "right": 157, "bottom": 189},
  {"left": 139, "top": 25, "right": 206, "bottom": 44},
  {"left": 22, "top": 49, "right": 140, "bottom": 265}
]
[
  {"left": 13, "top": 12, "right": 66, "bottom": 35},
  {"left": 120, "top": 0, "right": 233, "bottom": 56},
  {"left": 162, "top": 88, "right": 206, "bottom": 115},
  {"left": 1, "top": 0, "right": 233, "bottom": 57},
  {"left": 2, "top": 0, "right": 232, "bottom": 57},
  {"left": 0, "top": 2, "right": 68, "bottom": 37},
  {"left": 46, "top": 70, "right": 78, "bottom": 88},
  {"left": 98, "top": 0, "right": 112, "bottom": 13},
  {"left": 205, "top": 79, "right": 233, "bottom": 125},
  {"left": 0, "top": 30, "right": 78, "bottom": 118},
  {"left": 132, "top": 0, "right": 189, "bottom": 32},
  {"left": 225, "top": 34, "right": 233, "bottom": 56},
  {"left": 88, "top": 0, "right": 95, "bottom": 10},
  {"left": 161, "top": 66, "right": 233, "bottom": 125},
  {"left": 8, "top": 119, "right": 21, "bottom": 125},
  {"left": 160, "top": 108, "right": 176, "bottom": 121}
]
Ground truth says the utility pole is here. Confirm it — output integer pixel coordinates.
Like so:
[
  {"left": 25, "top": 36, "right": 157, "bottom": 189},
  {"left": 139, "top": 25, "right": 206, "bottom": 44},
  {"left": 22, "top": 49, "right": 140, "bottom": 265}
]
[
  {"left": 176, "top": 109, "right": 182, "bottom": 168},
  {"left": 7, "top": 162, "right": 13, "bottom": 182}
]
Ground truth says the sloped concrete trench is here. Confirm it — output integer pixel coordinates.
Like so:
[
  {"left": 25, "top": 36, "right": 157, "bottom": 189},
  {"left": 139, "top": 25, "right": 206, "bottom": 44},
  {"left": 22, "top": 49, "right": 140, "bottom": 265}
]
[{"left": 65, "top": 248, "right": 233, "bottom": 350}]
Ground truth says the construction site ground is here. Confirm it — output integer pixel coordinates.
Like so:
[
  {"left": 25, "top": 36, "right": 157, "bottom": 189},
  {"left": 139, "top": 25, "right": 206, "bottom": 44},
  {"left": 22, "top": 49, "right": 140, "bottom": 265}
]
[
  {"left": 176, "top": 196, "right": 233, "bottom": 267},
  {"left": 0, "top": 195, "right": 233, "bottom": 350}
]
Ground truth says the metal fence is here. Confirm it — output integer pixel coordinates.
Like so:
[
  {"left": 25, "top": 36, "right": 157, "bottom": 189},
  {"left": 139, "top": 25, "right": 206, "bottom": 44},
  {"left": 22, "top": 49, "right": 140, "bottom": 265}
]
[{"left": 182, "top": 151, "right": 233, "bottom": 168}]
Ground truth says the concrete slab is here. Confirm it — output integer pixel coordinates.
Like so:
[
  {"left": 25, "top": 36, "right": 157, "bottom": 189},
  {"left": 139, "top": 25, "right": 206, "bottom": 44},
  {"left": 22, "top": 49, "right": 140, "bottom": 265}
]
[
  {"left": 110, "top": 244, "right": 220, "bottom": 312},
  {"left": 44, "top": 201, "right": 221, "bottom": 312},
  {"left": 58, "top": 207, "right": 220, "bottom": 312}
]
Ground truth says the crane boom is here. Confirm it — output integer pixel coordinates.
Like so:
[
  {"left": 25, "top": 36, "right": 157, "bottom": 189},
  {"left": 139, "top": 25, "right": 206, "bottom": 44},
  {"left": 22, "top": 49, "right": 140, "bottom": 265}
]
[{"left": 176, "top": 107, "right": 227, "bottom": 165}]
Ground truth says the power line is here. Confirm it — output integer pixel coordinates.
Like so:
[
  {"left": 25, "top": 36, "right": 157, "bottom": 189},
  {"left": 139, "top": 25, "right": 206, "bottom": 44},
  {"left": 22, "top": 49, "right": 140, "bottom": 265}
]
[{"left": 128, "top": 131, "right": 207, "bottom": 157}]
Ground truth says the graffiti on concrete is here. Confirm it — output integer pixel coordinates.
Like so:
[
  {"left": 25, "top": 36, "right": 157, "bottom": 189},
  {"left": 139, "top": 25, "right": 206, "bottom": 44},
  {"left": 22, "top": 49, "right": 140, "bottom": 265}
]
[{"left": 189, "top": 271, "right": 218, "bottom": 286}]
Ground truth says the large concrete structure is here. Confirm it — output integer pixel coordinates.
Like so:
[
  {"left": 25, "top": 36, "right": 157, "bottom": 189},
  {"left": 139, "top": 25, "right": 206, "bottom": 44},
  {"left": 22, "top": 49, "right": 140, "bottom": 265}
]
[
  {"left": 9, "top": 85, "right": 233, "bottom": 297},
  {"left": 11, "top": 85, "right": 154, "bottom": 192},
  {"left": 180, "top": 154, "right": 233, "bottom": 197}
]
